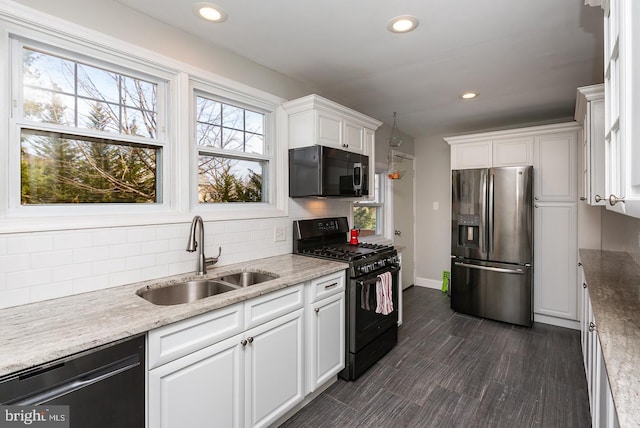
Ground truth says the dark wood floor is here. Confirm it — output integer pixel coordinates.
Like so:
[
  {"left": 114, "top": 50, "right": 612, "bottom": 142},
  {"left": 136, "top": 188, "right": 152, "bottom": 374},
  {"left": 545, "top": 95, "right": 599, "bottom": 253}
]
[{"left": 280, "top": 286, "right": 591, "bottom": 427}]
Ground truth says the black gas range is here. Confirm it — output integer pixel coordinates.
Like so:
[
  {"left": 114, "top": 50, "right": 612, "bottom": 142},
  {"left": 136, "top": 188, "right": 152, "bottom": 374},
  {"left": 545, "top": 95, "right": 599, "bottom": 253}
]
[{"left": 293, "top": 217, "right": 400, "bottom": 380}]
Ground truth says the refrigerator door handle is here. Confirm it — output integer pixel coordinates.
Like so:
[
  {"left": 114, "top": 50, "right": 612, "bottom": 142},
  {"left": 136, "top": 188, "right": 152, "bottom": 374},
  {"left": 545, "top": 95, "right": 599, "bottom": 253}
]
[
  {"left": 481, "top": 170, "right": 489, "bottom": 255},
  {"left": 487, "top": 170, "right": 494, "bottom": 256},
  {"left": 453, "top": 261, "right": 525, "bottom": 275}
]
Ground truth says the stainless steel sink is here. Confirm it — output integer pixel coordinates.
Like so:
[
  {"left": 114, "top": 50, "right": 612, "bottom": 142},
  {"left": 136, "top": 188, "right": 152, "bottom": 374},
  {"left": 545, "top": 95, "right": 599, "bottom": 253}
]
[
  {"left": 218, "top": 271, "right": 278, "bottom": 287},
  {"left": 137, "top": 280, "right": 238, "bottom": 306}
]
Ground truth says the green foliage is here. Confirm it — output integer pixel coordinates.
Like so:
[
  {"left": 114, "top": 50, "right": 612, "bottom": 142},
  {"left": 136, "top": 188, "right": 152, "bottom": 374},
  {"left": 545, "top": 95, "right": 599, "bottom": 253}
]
[{"left": 354, "top": 206, "right": 376, "bottom": 231}]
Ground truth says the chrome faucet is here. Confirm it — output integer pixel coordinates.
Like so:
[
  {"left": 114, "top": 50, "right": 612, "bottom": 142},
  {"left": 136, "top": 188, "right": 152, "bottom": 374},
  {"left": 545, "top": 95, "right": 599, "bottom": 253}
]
[{"left": 186, "top": 215, "right": 221, "bottom": 275}]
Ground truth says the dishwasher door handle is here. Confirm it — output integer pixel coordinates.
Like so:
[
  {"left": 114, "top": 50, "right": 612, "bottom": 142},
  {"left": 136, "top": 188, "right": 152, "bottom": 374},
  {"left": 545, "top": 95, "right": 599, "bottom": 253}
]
[
  {"left": 15, "top": 354, "right": 140, "bottom": 406},
  {"left": 454, "top": 261, "right": 525, "bottom": 275}
]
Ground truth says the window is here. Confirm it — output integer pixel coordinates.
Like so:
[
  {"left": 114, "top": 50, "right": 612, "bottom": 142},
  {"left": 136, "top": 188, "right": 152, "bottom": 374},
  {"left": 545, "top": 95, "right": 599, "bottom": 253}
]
[
  {"left": 353, "top": 172, "right": 385, "bottom": 237},
  {"left": 194, "top": 92, "right": 270, "bottom": 204},
  {"left": 13, "top": 40, "right": 168, "bottom": 206}
]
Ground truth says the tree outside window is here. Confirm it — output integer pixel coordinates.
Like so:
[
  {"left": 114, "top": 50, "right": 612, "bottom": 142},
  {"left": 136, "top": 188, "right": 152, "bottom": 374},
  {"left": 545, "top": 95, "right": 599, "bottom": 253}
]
[{"left": 353, "top": 173, "right": 384, "bottom": 237}]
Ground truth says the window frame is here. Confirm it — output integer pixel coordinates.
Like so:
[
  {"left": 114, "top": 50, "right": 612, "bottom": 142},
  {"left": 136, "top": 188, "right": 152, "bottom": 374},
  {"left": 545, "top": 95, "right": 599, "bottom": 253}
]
[
  {"left": 0, "top": 10, "right": 289, "bottom": 233},
  {"left": 189, "top": 78, "right": 287, "bottom": 219},
  {"left": 353, "top": 171, "right": 386, "bottom": 239},
  {"left": 8, "top": 35, "right": 173, "bottom": 217}
]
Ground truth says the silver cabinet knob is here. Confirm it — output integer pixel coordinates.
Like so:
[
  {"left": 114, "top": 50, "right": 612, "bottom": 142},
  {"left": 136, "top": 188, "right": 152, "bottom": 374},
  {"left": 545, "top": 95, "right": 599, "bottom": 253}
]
[
  {"left": 241, "top": 339, "right": 248, "bottom": 347},
  {"left": 535, "top": 196, "right": 539, "bottom": 201},
  {"left": 580, "top": 196, "right": 586, "bottom": 201},
  {"left": 595, "top": 195, "right": 603, "bottom": 203},
  {"left": 589, "top": 322, "right": 597, "bottom": 332},
  {"left": 609, "top": 194, "right": 625, "bottom": 206},
  {"left": 314, "top": 308, "right": 320, "bottom": 313},
  {"left": 394, "top": 230, "right": 402, "bottom": 236},
  {"left": 583, "top": 282, "right": 587, "bottom": 289}
]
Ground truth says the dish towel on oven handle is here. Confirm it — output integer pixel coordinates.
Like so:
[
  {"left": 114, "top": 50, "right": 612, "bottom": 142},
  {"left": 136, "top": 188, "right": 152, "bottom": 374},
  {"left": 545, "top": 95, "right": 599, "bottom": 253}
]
[{"left": 375, "top": 271, "right": 393, "bottom": 315}]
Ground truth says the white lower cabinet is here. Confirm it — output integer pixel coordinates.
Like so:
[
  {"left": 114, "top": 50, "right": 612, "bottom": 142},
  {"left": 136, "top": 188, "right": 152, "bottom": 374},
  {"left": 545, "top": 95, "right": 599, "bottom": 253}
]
[
  {"left": 147, "top": 271, "right": 346, "bottom": 428},
  {"left": 533, "top": 202, "right": 577, "bottom": 320},
  {"left": 580, "top": 269, "right": 620, "bottom": 428},
  {"left": 305, "top": 271, "right": 346, "bottom": 393}
]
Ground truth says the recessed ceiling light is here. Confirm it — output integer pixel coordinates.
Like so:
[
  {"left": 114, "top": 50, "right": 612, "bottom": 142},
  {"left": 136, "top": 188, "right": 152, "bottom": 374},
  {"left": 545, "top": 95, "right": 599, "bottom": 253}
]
[
  {"left": 193, "top": 2, "right": 227, "bottom": 23},
  {"left": 460, "top": 91, "right": 479, "bottom": 100},
  {"left": 387, "top": 15, "right": 419, "bottom": 33}
]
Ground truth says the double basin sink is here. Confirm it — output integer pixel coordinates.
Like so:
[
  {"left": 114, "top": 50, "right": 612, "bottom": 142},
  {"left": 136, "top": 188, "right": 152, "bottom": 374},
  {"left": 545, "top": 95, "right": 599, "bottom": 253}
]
[{"left": 137, "top": 271, "right": 278, "bottom": 306}]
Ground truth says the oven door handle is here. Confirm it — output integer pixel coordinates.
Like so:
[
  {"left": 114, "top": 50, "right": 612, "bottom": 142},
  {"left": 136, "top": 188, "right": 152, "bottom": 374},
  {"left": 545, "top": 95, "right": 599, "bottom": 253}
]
[{"left": 356, "top": 265, "right": 400, "bottom": 285}]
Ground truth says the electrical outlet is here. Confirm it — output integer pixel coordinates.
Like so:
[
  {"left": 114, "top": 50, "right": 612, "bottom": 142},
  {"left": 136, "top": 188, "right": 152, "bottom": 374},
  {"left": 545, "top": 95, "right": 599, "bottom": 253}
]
[
  {"left": 274, "top": 226, "right": 286, "bottom": 242},
  {"left": 433, "top": 201, "right": 439, "bottom": 210}
]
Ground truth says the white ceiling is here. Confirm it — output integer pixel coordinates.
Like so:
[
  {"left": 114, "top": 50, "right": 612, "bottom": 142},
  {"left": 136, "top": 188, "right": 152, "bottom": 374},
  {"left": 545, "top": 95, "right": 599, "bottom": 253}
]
[{"left": 114, "top": 0, "right": 604, "bottom": 139}]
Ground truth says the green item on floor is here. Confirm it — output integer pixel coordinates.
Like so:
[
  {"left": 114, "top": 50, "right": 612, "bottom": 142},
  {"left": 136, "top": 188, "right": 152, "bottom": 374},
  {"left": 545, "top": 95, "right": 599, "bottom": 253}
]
[{"left": 442, "top": 271, "right": 450, "bottom": 293}]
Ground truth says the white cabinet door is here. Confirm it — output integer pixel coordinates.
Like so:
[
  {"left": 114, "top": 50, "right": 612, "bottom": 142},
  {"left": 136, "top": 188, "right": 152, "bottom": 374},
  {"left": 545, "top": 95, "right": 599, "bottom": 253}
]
[
  {"left": 493, "top": 137, "right": 533, "bottom": 167},
  {"left": 533, "top": 202, "right": 577, "bottom": 320},
  {"left": 576, "top": 85, "right": 606, "bottom": 206},
  {"left": 604, "top": 0, "right": 640, "bottom": 218},
  {"left": 534, "top": 132, "right": 578, "bottom": 202},
  {"left": 344, "top": 120, "right": 364, "bottom": 153},
  {"left": 450, "top": 142, "right": 491, "bottom": 169},
  {"left": 244, "top": 308, "right": 304, "bottom": 428},
  {"left": 149, "top": 334, "right": 244, "bottom": 428},
  {"left": 306, "top": 292, "right": 345, "bottom": 393},
  {"left": 316, "top": 111, "right": 343, "bottom": 149}
]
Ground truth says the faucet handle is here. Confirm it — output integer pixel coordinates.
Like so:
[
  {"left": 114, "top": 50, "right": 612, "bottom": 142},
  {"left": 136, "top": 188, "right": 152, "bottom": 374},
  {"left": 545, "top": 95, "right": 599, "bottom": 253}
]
[{"left": 205, "top": 247, "right": 222, "bottom": 266}]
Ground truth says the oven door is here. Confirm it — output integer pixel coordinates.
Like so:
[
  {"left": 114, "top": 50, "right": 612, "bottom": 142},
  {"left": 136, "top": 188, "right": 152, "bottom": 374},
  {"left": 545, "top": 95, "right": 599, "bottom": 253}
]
[{"left": 349, "top": 265, "right": 400, "bottom": 353}]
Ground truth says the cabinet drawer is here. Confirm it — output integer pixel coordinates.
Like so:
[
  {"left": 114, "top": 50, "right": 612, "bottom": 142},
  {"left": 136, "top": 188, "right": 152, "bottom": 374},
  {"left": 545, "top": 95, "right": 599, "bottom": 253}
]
[
  {"left": 148, "top": 303, "right": 243, "bottom": 369},
  {"left": 307, "top": 271, "right": 345, "bottom": 303},
  {"left": 244, "top": 284, "right": 304, "bottom": 330}
]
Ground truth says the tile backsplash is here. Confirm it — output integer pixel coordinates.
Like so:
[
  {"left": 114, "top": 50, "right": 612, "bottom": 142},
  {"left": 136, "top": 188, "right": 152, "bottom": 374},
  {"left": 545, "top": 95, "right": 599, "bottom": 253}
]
[{"left": 0, "top": 199, "right": 351, "bottom": 309}]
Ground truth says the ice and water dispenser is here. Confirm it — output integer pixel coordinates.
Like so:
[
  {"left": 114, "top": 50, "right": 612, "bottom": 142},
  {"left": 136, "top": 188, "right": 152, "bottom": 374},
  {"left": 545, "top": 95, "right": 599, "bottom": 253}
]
[{"left": 456, "top": 214, "right": 480, "bottom": 249}]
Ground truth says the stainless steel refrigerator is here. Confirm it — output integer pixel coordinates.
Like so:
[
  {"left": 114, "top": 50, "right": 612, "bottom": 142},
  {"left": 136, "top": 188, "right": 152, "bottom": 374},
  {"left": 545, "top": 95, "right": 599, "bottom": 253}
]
[{"left": 450, "top": 166, "right": 533, "bottom": 327}]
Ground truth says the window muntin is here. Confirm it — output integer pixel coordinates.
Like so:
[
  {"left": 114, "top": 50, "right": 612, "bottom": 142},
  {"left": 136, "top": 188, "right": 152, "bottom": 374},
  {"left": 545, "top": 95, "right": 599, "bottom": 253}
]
[
  {"left": 14, "top": 41, "right": 166, "bottom": 207},
  {"left": 353, "top": 173, "right": 384, "bottom": 236},
  {"left": 195, "top": 93, "right": 269, "bottom": 204}
]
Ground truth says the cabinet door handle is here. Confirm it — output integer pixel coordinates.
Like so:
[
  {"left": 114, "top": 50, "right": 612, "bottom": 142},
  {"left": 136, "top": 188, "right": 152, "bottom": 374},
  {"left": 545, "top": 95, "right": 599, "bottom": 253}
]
[
  {"left": 594, "top": 195, "right": 603, "bottom": 203},
  {"left": 580, "top": 196, "right": 586, "bottom": 201},
  {"left": 241, "top": 339, "right": 248, "bottom": 347},
  {"left": 535, "top": 196, "right": 539, "bottom": 201},
  {"left": 324, "top": 282, "right": 338, "bottom": 290},
  {"left": 535, "top": 204, "right": 539, "bottom": 209},
  {"left": 314, "top": 308, "right": 320, "bottom": 313},
  {"left": 578, "top": 262, "right": 582, "bottom": 266},
  {"left": 247, "top": 336, "right": 254, "bottom": 344},
  {"left": 609, "top": 194, "right": 625, "bottom": 206},
  {"left": 589, "top": 322, "right": 597, "bottom": 332},
  {"left": 583, "top": 282, "right": 587, "bottom": 289}
]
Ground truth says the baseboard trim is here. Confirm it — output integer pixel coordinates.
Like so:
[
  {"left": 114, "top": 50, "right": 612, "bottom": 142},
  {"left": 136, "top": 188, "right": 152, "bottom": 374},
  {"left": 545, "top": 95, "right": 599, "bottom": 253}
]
[
  {"left": 415, "top": 277, "right": 442, "bottom": 290},
  {"left": 534, "top": 313, "right": 580, "bottom": 330}
]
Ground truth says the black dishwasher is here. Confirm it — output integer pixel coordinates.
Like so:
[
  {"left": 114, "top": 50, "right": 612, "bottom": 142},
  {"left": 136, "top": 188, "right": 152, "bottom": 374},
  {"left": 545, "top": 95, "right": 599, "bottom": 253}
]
[{"left": 0, "top": 334, "right": 145, "bottom": 428}]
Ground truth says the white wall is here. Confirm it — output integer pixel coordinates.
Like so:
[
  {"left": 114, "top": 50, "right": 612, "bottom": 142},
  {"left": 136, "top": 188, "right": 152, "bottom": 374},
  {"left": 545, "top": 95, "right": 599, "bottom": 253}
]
[
  {"left": 413, "top": 134, "right": 451, "bottom": 287},
  {"left": 0, "top": 1, "right": 356, "bottom": 308}
]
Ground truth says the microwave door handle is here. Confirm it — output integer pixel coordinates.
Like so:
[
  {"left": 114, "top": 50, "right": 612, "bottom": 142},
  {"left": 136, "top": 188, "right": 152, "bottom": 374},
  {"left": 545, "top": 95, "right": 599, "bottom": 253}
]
[{"left": 353, "top": 162, "right": 362, "bottom": 194}]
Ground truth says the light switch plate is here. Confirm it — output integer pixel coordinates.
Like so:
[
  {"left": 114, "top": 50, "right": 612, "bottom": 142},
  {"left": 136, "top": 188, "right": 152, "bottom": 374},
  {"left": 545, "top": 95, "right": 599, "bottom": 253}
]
[
  {"left": 433, "top": 201, "right": 439, "bottom": 210},
  {"left": 274, "top": 226, "right": 286, "bottom": 242}
]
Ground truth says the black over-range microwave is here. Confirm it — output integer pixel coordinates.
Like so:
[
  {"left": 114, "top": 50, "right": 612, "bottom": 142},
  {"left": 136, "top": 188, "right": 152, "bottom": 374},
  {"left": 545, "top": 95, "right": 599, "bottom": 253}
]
[{"left": 289, "top": 145, "right": 369, "bottom": 198}]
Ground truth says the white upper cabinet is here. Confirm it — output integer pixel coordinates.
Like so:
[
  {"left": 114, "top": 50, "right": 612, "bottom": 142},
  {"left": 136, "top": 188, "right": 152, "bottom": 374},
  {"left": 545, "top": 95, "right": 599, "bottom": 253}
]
[
  {"left": 283, "top": 94, "right": 381, "bottom": 155},
  {"left": 533, "top": 131, "right": 578, "bottom": 202},
  {"left": 576, "top": 84, "right": 606, "bottom": 206},
  {"left": 603, "top": 0, "right": 640, "bottom": 217},
  {"left": 493, "top": 137, "right": 534, "bottom": 167},
  {"left": 449, "top": 141, "right": 492, "bottom": 169}
]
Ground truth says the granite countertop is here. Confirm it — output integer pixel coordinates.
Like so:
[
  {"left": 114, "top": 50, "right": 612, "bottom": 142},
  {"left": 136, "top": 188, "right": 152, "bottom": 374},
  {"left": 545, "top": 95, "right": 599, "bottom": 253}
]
[
  {"left": 0, "top": 254, "right": 348, "bottom": 378},
  {"left": 579, "top": 249, "right": 640, "bottom": 428}
]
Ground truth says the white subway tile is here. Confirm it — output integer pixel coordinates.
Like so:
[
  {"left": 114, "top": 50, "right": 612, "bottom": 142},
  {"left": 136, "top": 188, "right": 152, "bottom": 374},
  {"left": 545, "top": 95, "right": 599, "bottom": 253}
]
[
  {"left": 155, "top": 250, "right": 183, "bottom": 266},
  {"left": 0, "top": 239, "right": 7, "bottom": 256},
  {"left": 127, "top": 227, "right": 157, "bottom": 243},
  {"left": 6, "top": 267, "right": 53, "bottom": 289},
  {"left": 53, "top": 232, "right": 93, "bottom": 250},
  {"left": 141, "top": 239, "right": 169, "bottom": 254},
  {"left": 0, "top": 254, "right": 30, "bottom": 273},
  {"left": 140, "top": 264, "right": 169, "bottom": 281},
  {"left": 167, "top": 237, "right": 186, "bottom": 251},
  {"left": 108, "top": 242, "right": 140, "bottom": 259},
  {"left": 93, "top": 229, "right": 127, "bottom": 246},
  {"left": 92, "top": 258, "right": 126, "bottom": 275},
  {"left": 52, "top": 262, "right": 92, "bottom": 282},
  {"left": 125, "top": 254, "right": 156, "bottom": 270},
  {"left": 30, "top": 281, "right": 74, "bottom": 302},
  {"left": 156, "top": 224, "right": 187, "bottom": 240},
  {"left": 168, "top": 261, "right": 193, "bottom": 276},
  {"left": 32, "top": 250, "right": 74, "bottom": 268},
  {"left": 110, "top": 269, "right": 141, "bottom": 287},
  {"left": 73, "top": 275, "right": 109, "bottom": 294},
  {"left": 0, "top": 273, "right": 6, "bottom": 289},
  {"left": 73, "top": 246, "right": 110, "bottom": 264},
  {"left": 0, "top": 288, "right": 30, "bottom": 309},
  {"left": 7, "top": 234, "right": 53, "bottom": 254}
]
